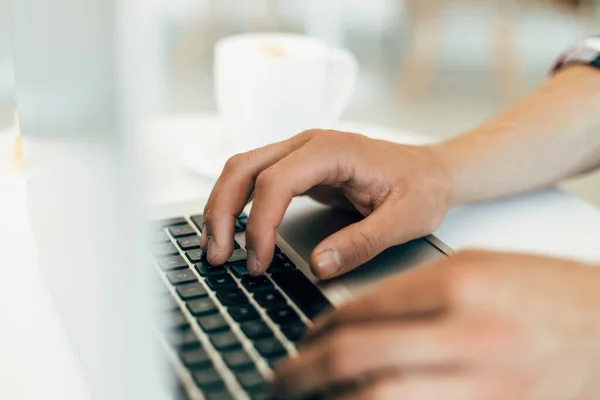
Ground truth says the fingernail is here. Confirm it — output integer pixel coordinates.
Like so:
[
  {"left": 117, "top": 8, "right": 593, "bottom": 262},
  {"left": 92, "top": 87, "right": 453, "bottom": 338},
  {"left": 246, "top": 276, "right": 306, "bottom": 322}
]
[
  {"left": 207, "top": 236, "right": 220, "bottom": 260},
  {"left": 247, "top": 249, "right": 261, "bottom": 275},
  {"left": 315, "top": 248, "right": 343, "bottom": 278}
]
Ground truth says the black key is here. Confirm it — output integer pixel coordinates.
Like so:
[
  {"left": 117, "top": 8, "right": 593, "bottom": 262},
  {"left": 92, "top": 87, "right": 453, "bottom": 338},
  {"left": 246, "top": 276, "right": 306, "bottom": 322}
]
[
  {"left": 268, "top": 252, "right": 296, "bottom": 272},
  {"left": 267, "top": 306, "right": 301, "bottom": 325},
  {"left": 204, "top": 390, "right": 233, "bottom": 400},
  {"left": 217, "top": 290, "right": 249, "bottom": 306},
  {"left": 152, "top": 243, "right": 179, "bottom": 258},
  {"left": 228, "top": 249, "right": 247, "bottom": 263},
  {"left": 176, "top": 282, "right": 208, "bottom": 300},
  {"left": 273, "top": 245, "right": 282, "bottom": 254},
  {"left": 195, "top": 262, "right": 227, "bottom": 277},
  {"left": 152, "top": 217, "right": 187, "bottom": 229},
  {"left": 241, "top": 276, "right": 273, "bottom": 292},
  {"left": 187, "top": 297, "right": 218, "bottom": 316},
  {"left": 166, "top": 269, "right": 197, "bottom": 286},
  {"left": 247, "top": 392, "right": 272, "bottom": 400},
  {"left": 280, "top": 322, "right": 306, "bottom": 343},
  {"left": 197, "top": 314, "right": 229, "bottom": 333},
  {"left": 150, "top": 231, "right": 170, "bottom": 244},
  {"left": 177, "top": 236, "right": 201, "bottom": 250},
  {"left": 235, "top": 369, "right": 265, "bottom": 390},
  {"left": 233, "top": 240, "right": 241, "bottom": 250},
  {"left": 234, "top": 220, "right": 245, "bottom": 233},
  {"left": 253, "top": 290, "right": 287, "bottom": 309},
  {"left": 190, "top": 214, "right": 204, "bottom": 231},
  {"left": 168, "top": 224, "right": 196, "bottom": 238},
  {"left": 270, "top": 270, "right": 332, "bottom": 321},
  {"left": 186, "top": 249, "right": 204, "bottom": 263},
  {"left": 210, "top": 331, "right": 241, "bottom": 351},
  {"left": 206, "top": 275, "right": 237, "bottom": 291},
  {"left": 240, "top": 320, "right": 273, "bottom": 339},
  {"left": 179, "top": 347, "right": 212, "bottom": 369},
  {"left": 254, "top": 338, "right": 286, "bottom": 358},
  {"left": 158, "top": 255, "right": 188, "bottom": 271},
  {"left": 228, "top": 261, "right": 248, "bottom": 278},
  {"left": 192, "top": 369, "right": 224, "bottom": 390},
  {"left": 222, "top": 349, "right": 254, "bottom": 370},
  {"left": 228, "top": 305, "right": 260, "bottom": 322}
]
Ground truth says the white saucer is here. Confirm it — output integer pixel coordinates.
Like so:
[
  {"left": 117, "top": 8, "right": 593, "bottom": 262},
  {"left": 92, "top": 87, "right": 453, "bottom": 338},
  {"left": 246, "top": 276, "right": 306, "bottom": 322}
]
[{"left": 150, "top": 112, "right": 434, "bottom": 180}]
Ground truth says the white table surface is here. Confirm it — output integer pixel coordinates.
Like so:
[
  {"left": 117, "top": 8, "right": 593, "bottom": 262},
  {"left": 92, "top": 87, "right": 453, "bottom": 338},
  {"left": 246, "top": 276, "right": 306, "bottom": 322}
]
[{"left": 2, "top": 113, "right": 600, "bottom": 399}]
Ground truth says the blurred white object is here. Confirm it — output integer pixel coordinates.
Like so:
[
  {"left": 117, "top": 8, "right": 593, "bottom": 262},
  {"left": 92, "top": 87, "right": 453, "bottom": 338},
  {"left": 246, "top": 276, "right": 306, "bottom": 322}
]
[
  {"left": 215, "top": 33, "right": 358, "bottom": 153},
  {"left": 11, "top": 0, "right": 167, "bottom": 399},
  {"left": 0, "top": 188, "right": 90, "bottom": 400}
]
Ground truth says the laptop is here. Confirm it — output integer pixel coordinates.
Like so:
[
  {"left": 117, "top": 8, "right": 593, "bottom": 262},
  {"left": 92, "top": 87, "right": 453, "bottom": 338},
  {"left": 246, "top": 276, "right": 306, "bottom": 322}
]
[
  {"left": 10, "top": 1, "right": 451, "bottom": 399},
  {"left": 149, "top": 198, "right": 451, "bottom": 399}
]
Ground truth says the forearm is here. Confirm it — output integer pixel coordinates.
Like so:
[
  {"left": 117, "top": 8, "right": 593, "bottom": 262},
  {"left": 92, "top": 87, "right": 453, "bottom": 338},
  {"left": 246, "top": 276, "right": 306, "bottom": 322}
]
[{"left": 432, "top": 65, "right": 600, "bottom": 205}]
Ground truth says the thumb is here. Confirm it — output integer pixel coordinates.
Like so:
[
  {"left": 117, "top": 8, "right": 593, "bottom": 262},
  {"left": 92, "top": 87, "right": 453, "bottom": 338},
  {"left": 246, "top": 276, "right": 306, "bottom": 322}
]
[{"left": 310, "top": 200, "right": 409, "bottom": 280}]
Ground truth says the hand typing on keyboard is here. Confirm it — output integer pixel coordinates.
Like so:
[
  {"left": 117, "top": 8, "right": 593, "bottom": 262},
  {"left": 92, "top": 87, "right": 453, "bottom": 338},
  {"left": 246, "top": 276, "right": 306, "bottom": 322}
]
[
  {"left": 200, "top": 129, "right": 453, "bottom": 279},
  {"left": 273, "top": 250, "right": 600, "bottom": 399}
]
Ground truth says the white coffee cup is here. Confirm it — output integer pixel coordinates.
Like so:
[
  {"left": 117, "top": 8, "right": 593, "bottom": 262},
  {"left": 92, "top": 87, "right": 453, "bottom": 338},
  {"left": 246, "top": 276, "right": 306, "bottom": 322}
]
[{"left": 215, "top": 33, "right": 358, "bottom": 152}]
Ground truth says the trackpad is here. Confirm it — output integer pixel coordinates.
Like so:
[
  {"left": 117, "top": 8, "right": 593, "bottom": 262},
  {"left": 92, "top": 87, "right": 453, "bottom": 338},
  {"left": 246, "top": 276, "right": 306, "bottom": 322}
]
[{"left": 278, "top": 197, "right": 447, "bottom": 298}]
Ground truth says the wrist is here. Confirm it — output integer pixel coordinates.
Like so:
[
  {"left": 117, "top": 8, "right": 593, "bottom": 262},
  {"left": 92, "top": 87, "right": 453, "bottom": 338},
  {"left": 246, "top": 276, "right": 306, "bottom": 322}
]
[{"left": 423, "top": 140, "right": 465, "bottom": 206}]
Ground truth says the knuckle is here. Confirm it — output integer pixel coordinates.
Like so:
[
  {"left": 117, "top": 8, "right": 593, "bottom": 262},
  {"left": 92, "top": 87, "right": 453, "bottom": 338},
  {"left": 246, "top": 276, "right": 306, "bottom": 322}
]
[
  {"left": 202, "top": 208, "right": 214, "bottom": 227},
  {"left": 445, "top": 264, "right": 478, "bottom": 304},
  {"left": 223, "top": 152, "right": 248, "bottom": 173},
  {"left": 254, "top": 169, "right": 279, "bottom": 192},
  {"left": 453, "top": 315, "right": 525, "bottom": 357},
  {"left": 309, "top": 129, "right": 341, "bottom": 143},
  {"left": 306, "top": 128, "right": 326, "bottom": 139},
  {"left": 297, "top": 128, "right": 320, "bottom": 139},
  {"left": 444, "top": 250, "right": 498, "bottom": 303}
]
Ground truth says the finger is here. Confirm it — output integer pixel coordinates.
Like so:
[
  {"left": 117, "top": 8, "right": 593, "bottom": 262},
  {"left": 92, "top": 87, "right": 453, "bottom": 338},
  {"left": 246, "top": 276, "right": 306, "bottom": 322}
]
[
  {"left": 245, "top": 140, "right": 345, "bottom": 275},
  {"left": 308, "top": 254, "right": 491, "bottom": 341},
  {"left": 310, "top": 189, "right": 442, "bottom": 280},
  {"left": 308, "top": 197, "right": 396, "bottom": 279},
  {"left": 338, "top": 375, "right": 480, "bottom": 400},
  {"left": 273, "top": 321, "right": 463, "bottom": 399},
  {"left": 308, "top": 261, "right": 452, "bottom": 340},
  {"left": 201, "top": 132, "right": 312, "bottom": 265}
]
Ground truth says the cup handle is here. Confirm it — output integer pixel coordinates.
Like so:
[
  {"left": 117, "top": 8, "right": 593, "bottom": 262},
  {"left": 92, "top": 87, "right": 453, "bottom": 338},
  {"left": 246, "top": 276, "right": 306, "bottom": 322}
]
[{"left": 323, "top": 47, "right": 359, "bottom": 123}]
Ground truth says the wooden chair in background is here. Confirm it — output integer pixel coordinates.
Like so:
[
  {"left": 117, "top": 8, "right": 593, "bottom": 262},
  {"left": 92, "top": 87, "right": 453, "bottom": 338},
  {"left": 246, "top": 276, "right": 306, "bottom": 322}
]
[{"left": 399, "top": 0, "right": 593, "bottom": 103}]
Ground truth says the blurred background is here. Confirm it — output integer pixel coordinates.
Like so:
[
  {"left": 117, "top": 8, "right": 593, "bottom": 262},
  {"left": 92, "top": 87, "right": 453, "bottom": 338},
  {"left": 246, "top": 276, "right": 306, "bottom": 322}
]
[{"left": 1, "top": 0, "right": 599, "bottom": 203}]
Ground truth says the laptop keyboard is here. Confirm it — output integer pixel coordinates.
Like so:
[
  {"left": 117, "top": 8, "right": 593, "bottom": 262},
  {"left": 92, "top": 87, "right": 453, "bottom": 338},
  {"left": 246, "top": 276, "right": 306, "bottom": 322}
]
[{"left": 150, "top": 213, "right": 332, "bottom": 400}]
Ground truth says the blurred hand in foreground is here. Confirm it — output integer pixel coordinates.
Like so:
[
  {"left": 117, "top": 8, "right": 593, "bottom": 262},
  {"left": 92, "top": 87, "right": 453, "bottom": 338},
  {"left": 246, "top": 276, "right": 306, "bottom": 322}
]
[{"left": 273, "top": 250, "right": 600, "bottom": 399}]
